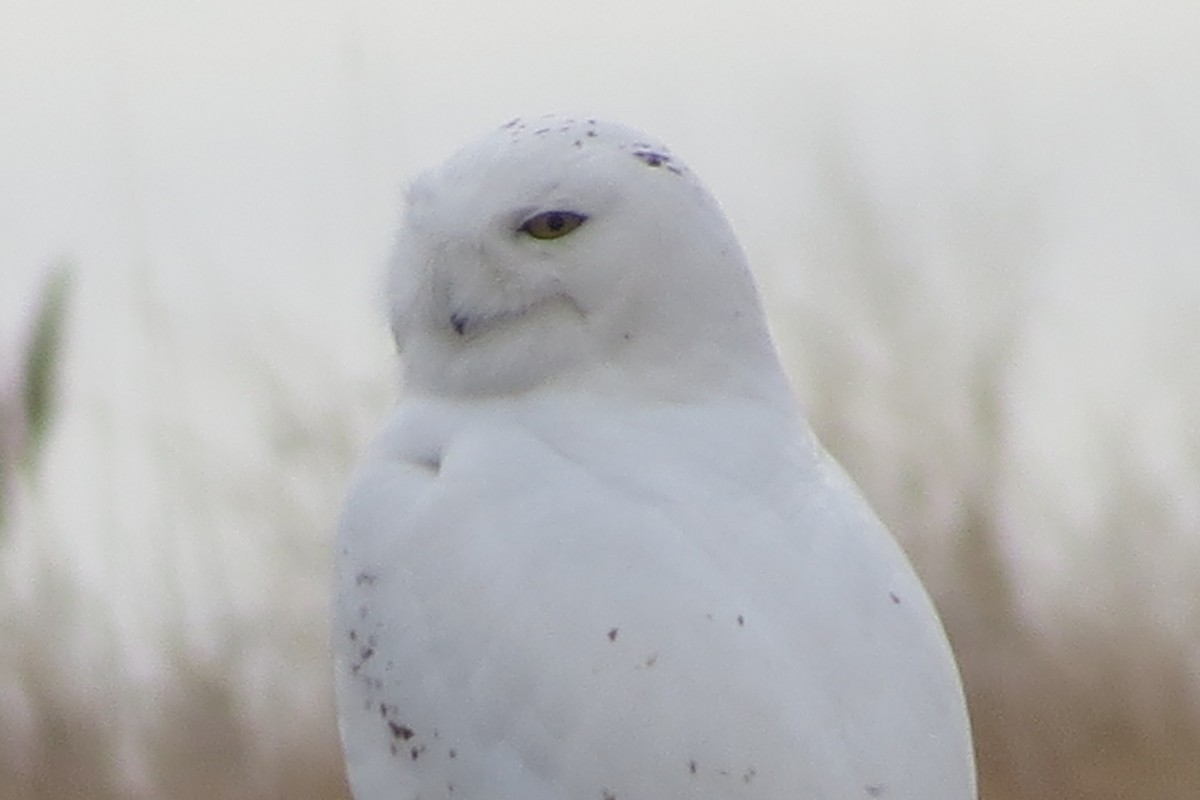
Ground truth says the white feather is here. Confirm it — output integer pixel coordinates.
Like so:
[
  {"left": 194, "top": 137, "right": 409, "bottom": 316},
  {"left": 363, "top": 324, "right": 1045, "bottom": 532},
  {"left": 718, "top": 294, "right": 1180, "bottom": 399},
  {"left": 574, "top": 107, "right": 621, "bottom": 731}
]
[{"left": 334, "top": 116, "right": 975, "bottom": 800}]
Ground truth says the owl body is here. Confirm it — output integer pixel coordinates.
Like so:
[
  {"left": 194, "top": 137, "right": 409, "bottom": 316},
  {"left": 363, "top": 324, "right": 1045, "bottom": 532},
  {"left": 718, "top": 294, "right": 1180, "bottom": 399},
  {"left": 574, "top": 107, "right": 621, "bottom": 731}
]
[{"left": 334, "top": 116, "right": 975, "bottom": 800}]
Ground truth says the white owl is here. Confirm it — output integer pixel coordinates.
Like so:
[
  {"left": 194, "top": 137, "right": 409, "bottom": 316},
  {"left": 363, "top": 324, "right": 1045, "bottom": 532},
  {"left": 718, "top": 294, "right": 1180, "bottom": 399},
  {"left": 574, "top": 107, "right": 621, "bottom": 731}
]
[{"left": 333, "top": 116, "right": 976, "bottom": 800}]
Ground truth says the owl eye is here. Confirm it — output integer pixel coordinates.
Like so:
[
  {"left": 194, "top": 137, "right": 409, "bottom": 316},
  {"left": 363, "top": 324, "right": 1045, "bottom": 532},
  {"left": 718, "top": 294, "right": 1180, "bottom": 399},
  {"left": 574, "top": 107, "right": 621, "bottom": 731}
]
[{"left": 519, "top": 210, "right": 588, "bottom": 240}]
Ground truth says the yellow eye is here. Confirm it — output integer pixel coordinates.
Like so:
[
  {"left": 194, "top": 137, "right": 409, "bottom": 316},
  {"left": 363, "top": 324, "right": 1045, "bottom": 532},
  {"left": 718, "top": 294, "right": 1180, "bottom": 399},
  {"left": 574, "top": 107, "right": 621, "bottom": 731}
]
[{"left": 519, "top": 210, "right": 588, "bottom": 240}]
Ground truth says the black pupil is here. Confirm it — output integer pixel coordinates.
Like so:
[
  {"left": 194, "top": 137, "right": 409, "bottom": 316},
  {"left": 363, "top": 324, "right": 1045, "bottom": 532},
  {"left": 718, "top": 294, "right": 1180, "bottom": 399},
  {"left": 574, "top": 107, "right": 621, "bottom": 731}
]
[{"left": 545, "top": 213, "right": 565, "bottom": 231}]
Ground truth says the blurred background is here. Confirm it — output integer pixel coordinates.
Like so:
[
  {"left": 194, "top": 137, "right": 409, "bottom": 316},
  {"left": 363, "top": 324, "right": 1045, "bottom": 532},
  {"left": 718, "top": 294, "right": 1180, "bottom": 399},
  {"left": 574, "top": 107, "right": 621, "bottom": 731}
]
[{"left": 2, "top": 0, "right": 1198, "bottom": 797}]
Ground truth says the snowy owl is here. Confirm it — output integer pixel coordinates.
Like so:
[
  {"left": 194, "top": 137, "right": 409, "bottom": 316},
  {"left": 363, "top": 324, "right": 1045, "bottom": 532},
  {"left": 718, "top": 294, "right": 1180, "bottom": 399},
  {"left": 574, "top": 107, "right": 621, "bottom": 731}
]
[{"left": 333, "top": 116, "right": 976, "bottom": 800}]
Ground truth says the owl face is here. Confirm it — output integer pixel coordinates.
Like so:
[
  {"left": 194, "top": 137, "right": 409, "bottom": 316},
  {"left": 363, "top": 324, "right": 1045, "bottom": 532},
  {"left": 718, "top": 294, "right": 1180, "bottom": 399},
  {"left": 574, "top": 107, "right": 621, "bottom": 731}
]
[{"left": 388, "top": 116, "right": 778, "bottom": 402}]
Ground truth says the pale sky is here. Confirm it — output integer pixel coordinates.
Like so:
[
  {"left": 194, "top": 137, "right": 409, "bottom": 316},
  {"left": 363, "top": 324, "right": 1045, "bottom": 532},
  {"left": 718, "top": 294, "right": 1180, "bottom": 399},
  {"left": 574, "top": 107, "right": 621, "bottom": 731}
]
[{"left": 4, "top": 0, "right": 1196, "bottom": 340}]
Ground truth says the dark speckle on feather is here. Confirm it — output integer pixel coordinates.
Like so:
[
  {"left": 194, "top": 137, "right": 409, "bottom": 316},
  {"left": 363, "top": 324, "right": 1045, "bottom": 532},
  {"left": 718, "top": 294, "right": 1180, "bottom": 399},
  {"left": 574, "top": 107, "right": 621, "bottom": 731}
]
[
  {"left": 388, "top": 721, "right": 415, "bottom": 741},
  {"left": 633, "top": 149, "right": 667, "bottom": 168},
  {"left": 607, "top": 627, "right": 618, "bottom": 642}
]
